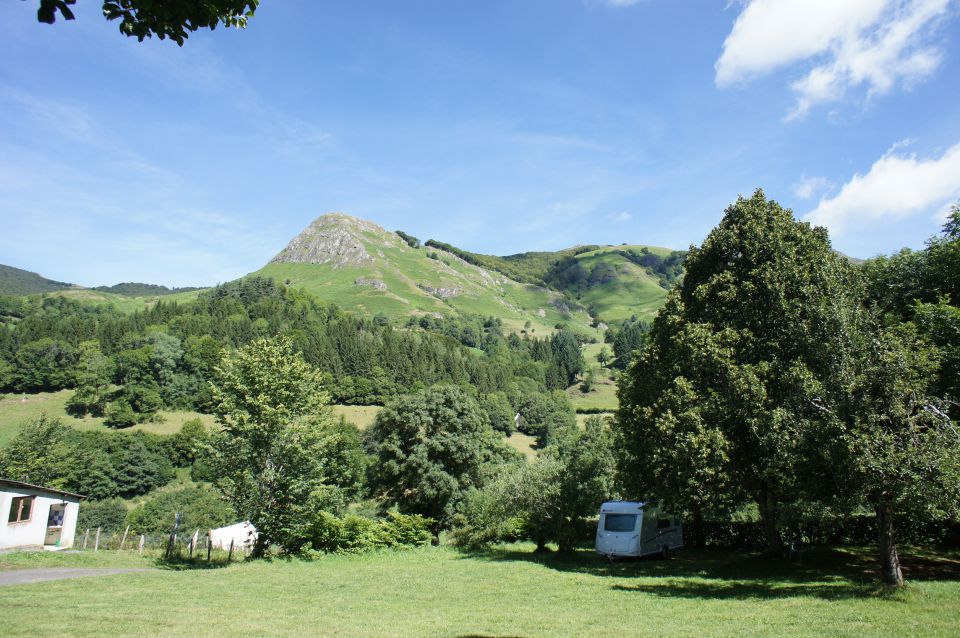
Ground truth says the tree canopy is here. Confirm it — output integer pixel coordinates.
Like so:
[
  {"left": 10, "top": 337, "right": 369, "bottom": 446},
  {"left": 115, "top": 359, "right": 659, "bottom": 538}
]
[
  {"left": 617, "top": 189, "right": 865, "bottom": 554},
  {"left": 208, "top": 335, "right": 363, "bottom": 556},
  {"left": 35, "top": 0, "right": 260, "bottom": 45},
  {"left": 365, "top": 385, "right": 512, "bottom": 540}
]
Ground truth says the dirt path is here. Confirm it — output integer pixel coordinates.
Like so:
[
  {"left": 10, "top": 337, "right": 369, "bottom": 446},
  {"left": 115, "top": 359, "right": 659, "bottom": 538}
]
[{"left": 0, "top": 568, "right": 154, "bottom": 587}]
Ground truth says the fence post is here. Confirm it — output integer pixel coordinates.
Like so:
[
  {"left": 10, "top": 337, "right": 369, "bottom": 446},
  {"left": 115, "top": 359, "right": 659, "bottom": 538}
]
[
  {"left": 82, "top": 529, "right": 89, "bottom": 550},
  {"left": 206, "top": 533, "right": 212, "bottom": 562},
  {"left": 228, "top": 539, "right": 234, "bottom": 562},
  {"left": 138, "top": 534, "right": 145, "bottom": 555},
  {"left": 165, "top": 512, "right": 181, "bottom": 560},
  {"left": 94, "top": 527, "right": 101, "bottom": 552},
  {"left": 119, "top": 525, "right": 130, "bottom": 551}
]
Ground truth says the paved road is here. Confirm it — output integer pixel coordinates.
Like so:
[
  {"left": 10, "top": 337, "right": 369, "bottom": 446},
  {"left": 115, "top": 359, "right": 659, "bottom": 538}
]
[{"left": 0, "top": 568, "right": 154, "bottom": 587}]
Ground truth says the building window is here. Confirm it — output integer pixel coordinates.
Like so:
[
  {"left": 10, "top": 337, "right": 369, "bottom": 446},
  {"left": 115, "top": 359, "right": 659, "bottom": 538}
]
[{"left": 7, "top": 496, "right": 34, "bottom": 524}]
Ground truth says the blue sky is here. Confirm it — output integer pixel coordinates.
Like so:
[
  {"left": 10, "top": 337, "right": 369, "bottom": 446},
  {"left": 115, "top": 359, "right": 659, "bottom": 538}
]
[{"left": 1, "top": 0, "right": 959, "bottom": 287}]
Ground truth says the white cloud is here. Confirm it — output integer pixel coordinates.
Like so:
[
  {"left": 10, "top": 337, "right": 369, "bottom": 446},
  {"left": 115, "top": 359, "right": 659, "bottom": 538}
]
[
  {"left": 805, "top": 141, "right": 960, "bottom": 235},
  {"left": 792, "top": 174, "right": 834, "bottom": 200},
  {"left": 715, "top": 0, "right": 953, "bottom": 119},
  {"left": 606, "top": 211, "right": 633, "bottom": 222}
]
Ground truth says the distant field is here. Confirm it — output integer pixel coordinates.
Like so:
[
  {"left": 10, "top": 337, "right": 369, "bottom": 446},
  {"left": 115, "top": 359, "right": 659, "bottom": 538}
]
[
  {"left": 506, "top": 431, "right": 538, "bottom": 458},
  {"left": 332, "top": 405, "right": 380, "bottom": 429},
  {"left": 576, "top": 412, "right": 614, "bottom": 427},
  {"left": 567, "top": 366, "right": 619, "bottom": 412},
  {"left": 47, "top": 288, "right": 204, "bottom": 313},
  {"left": 1, "top": 544, "right": 958, "bottom": 637},
  {"left": 0, "top": 391, "right": 215, "bottom": 447}
]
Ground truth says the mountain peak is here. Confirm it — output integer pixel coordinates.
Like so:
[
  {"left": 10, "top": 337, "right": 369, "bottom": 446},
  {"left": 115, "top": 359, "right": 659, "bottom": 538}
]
[{"left": 271, "top": 213, "right": 399, "bottom": 268}]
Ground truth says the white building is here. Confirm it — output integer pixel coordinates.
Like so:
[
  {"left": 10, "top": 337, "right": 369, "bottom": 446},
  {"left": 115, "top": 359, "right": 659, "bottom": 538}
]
[{"left": 1, "top": 479, "right": 84, "bottom": 551}]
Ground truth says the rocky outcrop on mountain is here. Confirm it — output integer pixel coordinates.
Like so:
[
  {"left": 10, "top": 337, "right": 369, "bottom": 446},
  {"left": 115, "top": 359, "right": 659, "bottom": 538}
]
[
  {"left": 355, "top": 277, "right": 386, "bottom": 290},
  {"left": 417, "top": 284, "right": 461, "bottom": 299},
  {"left": 271, "top": 213, "right": 396, "bottom": 268}
]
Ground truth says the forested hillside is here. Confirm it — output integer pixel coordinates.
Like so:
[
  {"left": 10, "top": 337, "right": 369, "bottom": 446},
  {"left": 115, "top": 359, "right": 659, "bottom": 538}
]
[
  {"left": 0, "top": 264, "right": 74, "bottom": 296},
  {"left": 0, "top": 276, "right": 585, "bottom": 431}
]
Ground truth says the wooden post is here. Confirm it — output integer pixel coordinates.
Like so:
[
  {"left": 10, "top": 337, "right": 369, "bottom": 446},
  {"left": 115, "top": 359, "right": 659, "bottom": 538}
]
[
  {"left": 165, "top": 512, "right": 181, "bottom": 560},
  {"left": 206, "top": 534, "right": 212, "bottom": 562},
  {"left": 119, "top": 525, "right": 130, "bottom": 551},
  {"left": 228, "top": 538, "right": 234, "bottom": 562},
  {"left": 82, "top": 529, "right": 89, "bottom": 550},
  {"left": 94, "top": 527, "right": 101, "bottom": 552},
  {"left": 138, "top": 535, "right": 145, "bottom": 555}
]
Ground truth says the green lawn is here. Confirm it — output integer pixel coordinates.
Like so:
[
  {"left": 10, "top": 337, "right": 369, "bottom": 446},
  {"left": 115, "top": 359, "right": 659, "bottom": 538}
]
[{"left": 1, "top": 545, "right": 958, "bottom": 636}]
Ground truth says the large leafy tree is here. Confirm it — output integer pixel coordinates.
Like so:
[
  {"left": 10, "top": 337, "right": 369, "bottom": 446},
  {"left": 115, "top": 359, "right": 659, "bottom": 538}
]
[
  {"left": 365, "top": 385, "right": 509, "bottom": 541},
  {"left": 35, "top": 0, "right": 259, "bottom": 45},
  {"left": 836, "top": 325, "right": 960, "bottom": 586},
  {"left": 208, "top": 336, "right": 358, "bottom": 556},
  {"left": 617, "top": 189, "right": 863, "bottom": 553}
]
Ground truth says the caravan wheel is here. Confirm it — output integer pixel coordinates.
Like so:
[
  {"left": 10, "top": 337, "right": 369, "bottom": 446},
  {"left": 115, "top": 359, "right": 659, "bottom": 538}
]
[{"left": 660, "top": 545, "right": 671, "bottom": 560}]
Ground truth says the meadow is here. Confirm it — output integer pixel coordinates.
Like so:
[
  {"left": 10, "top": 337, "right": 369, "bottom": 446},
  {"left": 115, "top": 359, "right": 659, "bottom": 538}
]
[
  {"left": 1, "top": 544, "right": 958, "bottom": 637},
  {"left": 0, "top": 391, "right": 383, "bottom": 446}
]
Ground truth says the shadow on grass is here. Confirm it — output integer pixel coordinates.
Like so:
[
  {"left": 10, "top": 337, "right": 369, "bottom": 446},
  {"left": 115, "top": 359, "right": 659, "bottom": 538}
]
[
  {"left": 153, "top": 555, "right": 237, "bottom": 571},
  {"left": 456, "top": 544, "right": 960, "bottom": 600}
]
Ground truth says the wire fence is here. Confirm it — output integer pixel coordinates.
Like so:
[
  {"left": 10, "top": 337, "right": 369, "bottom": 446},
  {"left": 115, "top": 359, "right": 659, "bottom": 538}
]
[{"left": 76, "top": 526, "right": 252, "bottom": 563}]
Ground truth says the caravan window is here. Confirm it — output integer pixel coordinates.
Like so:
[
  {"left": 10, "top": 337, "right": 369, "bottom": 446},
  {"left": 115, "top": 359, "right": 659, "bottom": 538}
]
[
  {"left": 603, "top": 514, "right": 637, "bottom": 532},
  {"left": 657, "top": 517, "right": 672, "bottom": 529}
]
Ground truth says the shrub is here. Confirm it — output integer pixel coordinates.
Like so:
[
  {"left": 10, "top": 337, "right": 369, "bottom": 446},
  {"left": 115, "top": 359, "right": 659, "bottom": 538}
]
[
  {"left": 126, "top": 487, "right": 236, "bottom": 535},
  {"left": 305, "top": 512, "right": 432, "bottom": 554},
  {"left": 104, "top": 400, "right": 137, "bottom": 428},
  {"left": 76, "top": 498, "right": 127, "bottom": 534}
]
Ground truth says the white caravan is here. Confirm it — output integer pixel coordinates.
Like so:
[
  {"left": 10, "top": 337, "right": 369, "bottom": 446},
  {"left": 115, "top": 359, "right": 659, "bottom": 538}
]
[{"left": 595, "top": 501, "right": 683, "bottom": 559}]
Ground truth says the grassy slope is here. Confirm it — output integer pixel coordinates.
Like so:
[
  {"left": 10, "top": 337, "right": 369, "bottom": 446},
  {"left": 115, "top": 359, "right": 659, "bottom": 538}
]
[
  {"left": 0, "top": 392, "right": 383, "bottom": 447},
  {"left": 256, "top": 221, "right": 599, "bottom": 337},
  {"left": 569, "top": 245, "right": 672, "bottom": 324},
  {"left": 0, "top": 545, "right": 957, "bottom": 637},
  {"left": 47, "top": 287, "right": 204, "bottom": 313},
  {"left": 0, "top": 391, "right": 216, "bottom": 447}
]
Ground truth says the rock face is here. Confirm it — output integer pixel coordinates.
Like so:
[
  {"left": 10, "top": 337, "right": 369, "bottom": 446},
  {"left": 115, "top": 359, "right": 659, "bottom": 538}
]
[
  {"left": 355, "top": 277, "right": 386, "bottom": 291},
  {"left": 417, "top": 284, "right": 461, "bottom": 299},
  {"left": 271, "top": 213, "right": 394, "bottom": 268}
]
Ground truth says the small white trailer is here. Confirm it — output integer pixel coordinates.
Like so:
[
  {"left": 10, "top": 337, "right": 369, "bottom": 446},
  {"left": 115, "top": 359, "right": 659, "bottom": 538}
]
[{"left": 595, "top": 500, "right": 683, "bottom": 559}]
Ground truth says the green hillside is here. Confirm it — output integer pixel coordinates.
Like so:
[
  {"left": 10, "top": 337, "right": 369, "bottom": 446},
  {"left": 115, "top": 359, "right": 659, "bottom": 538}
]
[
  {"left": 0, "top": 264, "right": 74, "bottom": 296},
  {"left": 254, "top": 214, "right": 599, "bottom": 336},
  {"left": 93, "top": 282, "right": 204, "bottom": 296},
  {"left": 420, "top": 240, "right": 686, "bottom": 325},
  {"left": 558, "top": 245, "right": 680, "bottom": 324}
]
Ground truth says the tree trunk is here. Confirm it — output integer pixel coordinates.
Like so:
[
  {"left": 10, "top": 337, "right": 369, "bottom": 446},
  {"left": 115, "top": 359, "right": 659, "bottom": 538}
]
[
  {"left": 533, "top": 536, "right": 550, "bottom": 553},
  {"left": 691, "top": 509, "right": 705, "bottom": 549},
  {"left": 431, "top": 521, "right": 441, "bottom": 546},
  {"left": 877, "top": 500, "right": 903, "bottom": 587},
  {"left": 250, "top": 535, "right": 268, "bottom": 559},
  {"left": 758, "top": 482, "right": 784, "bottom": 555}
]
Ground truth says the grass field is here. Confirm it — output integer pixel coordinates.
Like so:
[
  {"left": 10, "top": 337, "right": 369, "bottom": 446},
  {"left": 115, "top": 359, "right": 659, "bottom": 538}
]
[
  {"left": 0, "top": 391, "right": 216, "bottom": 447},
  {"left": 332, "top": 404, "right": 380, "bottom": 429},
  {"left": 1, "top": 544, "right": 958, "bottom": 637},
  {"left": 0, "top": 392, "right": 387, "bottom": 448},
  {"left": 567, "top": 365, "right": 619, "bottom": 412}
]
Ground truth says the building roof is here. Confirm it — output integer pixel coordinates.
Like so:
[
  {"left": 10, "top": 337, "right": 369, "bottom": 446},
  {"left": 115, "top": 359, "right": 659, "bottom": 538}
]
[{"left": 0, "top": 479, "right": 86, "bottom": 500}]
